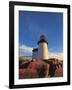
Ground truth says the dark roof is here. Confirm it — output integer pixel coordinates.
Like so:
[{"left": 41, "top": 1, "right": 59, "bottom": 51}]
[
  {"left": 38, "top": 35, "right": 48, "bottom": 44},
  {"left": 32, "top": 48, "right": 38, "bottom": 52}
]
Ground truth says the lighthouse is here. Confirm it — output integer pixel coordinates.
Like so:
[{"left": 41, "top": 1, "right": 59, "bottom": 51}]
[{"left": 38, "top": 35, "right": 49, "bottom": 60}]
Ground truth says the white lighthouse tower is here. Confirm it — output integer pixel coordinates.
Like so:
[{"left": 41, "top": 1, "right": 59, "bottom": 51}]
[{"left": 38, "top": 35, "right": 49, "bottom": 60}]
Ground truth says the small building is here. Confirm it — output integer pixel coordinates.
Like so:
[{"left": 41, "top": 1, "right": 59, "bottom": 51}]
[{"left": 32, "top": 48, "right": 38, "bottom": 59}]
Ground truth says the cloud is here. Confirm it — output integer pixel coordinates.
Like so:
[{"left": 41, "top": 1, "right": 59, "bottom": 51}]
[
  {"left": 49, "top": 47, "right": 63, "bottom": 60},
  {"left": 49, "top": 52, "right": 63, "bottom": 60},
  {"left": 49, "top": 48, "right": 54, "bottom": 52},
  {"left": 19, "top": 45, "right": 33, "bottom": 56},
  {"left": 19, "top": 45, "right": 63, "bottom": 60}
]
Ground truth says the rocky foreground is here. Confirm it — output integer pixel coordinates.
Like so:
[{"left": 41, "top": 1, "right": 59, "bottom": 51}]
[{"left": 19, "top": 57, "right": 63, "bottom": 79}]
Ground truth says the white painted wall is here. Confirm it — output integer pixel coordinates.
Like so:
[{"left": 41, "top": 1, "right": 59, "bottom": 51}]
[
  {"left": 0, "top": 0, "right": 72, "bottom": 90},
  {"left": 38, "top": 42, "right": 49, "bottom": 60}
]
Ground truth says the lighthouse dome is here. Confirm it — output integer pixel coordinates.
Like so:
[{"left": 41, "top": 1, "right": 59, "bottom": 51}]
[{"left": 38, "top": 35, "right": 48, "bottom": 44}]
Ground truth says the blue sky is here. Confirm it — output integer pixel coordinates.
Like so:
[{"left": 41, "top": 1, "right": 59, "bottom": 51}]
[{"left": 19, "top": 11, "right": 63, "bottom": 58}]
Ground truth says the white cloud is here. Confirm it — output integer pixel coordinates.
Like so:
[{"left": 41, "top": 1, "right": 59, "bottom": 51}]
[
  {"left": 49, "top": 47, "right": 63, "bottom": 60},
  {"left": 19, "top": 45, "right": 63, "bottom": 60},
  {"left": 49, "top": 48, "right": 54, "bottom": 52},
  {"left": 49, "top": 52, "right": 63, "bottom": 60},
  {"left": 19, "top": 45, "right": 33, "bottom": 56}
]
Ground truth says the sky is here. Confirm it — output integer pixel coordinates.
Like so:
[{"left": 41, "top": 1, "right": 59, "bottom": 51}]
[{"left": 19, "top": 11, "right": 63, "bottom": 59}]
